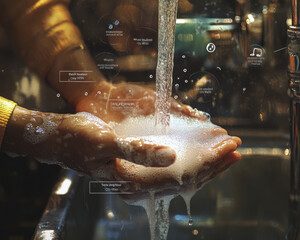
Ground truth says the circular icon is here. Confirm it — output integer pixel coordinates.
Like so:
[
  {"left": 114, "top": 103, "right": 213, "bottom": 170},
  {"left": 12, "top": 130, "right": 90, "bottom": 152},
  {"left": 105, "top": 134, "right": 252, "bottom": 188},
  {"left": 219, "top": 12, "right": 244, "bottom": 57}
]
[
  {"left": 247, "top": 44, "right": 266, "bottom": 67},
  {"left": 95, "top": 52, "right": 120, "bottom": 79},
  {"left": 188, "top": 71, "right": 220, "bottom": 104},
  {"left": 206, "top": 43, "right": 216, "bottom": 53}
]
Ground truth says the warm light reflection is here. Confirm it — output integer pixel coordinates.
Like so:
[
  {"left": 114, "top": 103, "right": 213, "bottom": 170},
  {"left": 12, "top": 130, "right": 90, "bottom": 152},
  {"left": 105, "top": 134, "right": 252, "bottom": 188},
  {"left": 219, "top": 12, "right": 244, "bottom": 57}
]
[
  {"left": 40, "top": 230, "right": 55, "bottom": 240},
  {"left": 248, "top": 14, "right": 255, "bottom": 23},
  {"left": 55, "top": 178, "right": 72, "bottom": 195},
  {"left": 284, "top": 149, "right": 290, "bottom": 156},
  {"left": 176, "top": 19, "right": 186, "bottom": 24},
  {"left": 107, "top": 211, "right": 115, "bottom": 219}
]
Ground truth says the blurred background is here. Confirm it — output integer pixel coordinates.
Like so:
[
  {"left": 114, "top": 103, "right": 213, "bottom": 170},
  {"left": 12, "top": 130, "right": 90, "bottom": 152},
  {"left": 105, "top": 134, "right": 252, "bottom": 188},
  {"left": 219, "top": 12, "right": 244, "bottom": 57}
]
[{"left": 0, "top": 0, "right": 292, "bottom": 239}]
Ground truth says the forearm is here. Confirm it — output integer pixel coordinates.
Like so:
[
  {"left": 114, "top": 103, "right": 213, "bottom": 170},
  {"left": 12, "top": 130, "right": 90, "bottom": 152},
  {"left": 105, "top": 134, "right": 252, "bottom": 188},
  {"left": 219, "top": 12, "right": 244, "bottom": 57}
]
[
  {"left": 0, "top": 0, "right": 111, "bottom": 107},
  {"left": 47, "top": 46, "right": 111, "bottom": 107},
  {"left": 0, "top": 0, "right": 81, "bottom": 79}
]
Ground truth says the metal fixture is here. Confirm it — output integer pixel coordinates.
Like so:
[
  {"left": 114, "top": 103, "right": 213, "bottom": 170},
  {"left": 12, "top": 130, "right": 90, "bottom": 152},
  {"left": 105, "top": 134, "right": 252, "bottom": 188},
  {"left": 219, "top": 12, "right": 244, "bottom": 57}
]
[{"left": 287, "top": 0, "right": 300, "bottom": 239}]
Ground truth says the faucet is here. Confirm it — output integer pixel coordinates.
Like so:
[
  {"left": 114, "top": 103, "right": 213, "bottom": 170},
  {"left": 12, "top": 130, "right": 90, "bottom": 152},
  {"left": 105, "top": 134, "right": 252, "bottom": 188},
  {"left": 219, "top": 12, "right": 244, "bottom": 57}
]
[{"left": 287, "top": 0, "right": 300, "bottom": 239}]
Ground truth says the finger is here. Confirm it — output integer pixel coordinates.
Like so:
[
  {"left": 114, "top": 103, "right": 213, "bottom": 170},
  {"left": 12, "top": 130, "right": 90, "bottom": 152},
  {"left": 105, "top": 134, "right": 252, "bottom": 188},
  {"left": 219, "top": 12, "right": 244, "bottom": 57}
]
[
  {"left": 200, "top": 137, "right": 240, "bottom": 171},
  {"left": 209, "top": 127, "right": 228, "bottom": 136},
  {"left": 210, "top": 137, "right": 241, "bottom": 159},
  {"left": 196, "top": 150, "right": 241, "bottom": 189},
  {"left": 231, "top": 136, "right": 242, "bottom": 147},
  {"left": 204, "top": 151, "right": 241, "bottom": 184},
  {"left": 213, "top": 151, "right": 241, "bottom": 175},
  {"left": 170, "top": 100, "right": 209, "bottom": 120},
  {"left": 116, "top": 137, "right": 176, "bottom": 167}
]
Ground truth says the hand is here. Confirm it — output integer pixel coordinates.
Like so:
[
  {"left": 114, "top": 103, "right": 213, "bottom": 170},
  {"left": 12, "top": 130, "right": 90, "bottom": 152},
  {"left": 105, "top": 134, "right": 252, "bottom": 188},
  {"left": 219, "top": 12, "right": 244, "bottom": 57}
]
[
  {"left": 99, "top": 121, "right": 242, "bottom": 200},
  {"left": 2, "top": 107, "right": 176, "bottom": 176},
  {"left": 76, "top": 81, "right": 208, "bottom": 123}
]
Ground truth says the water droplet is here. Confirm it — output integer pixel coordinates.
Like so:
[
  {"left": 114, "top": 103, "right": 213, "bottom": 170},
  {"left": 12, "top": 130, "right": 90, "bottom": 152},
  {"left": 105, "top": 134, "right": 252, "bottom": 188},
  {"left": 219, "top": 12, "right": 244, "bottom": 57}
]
[
  {"left": 25, "top": 123, "right": 33, "bottom": 131},
  {"left": 184, "top": 80, "right": 188, "bottom": 83},
  {"left": 183, "top": 68, "right": 187, "bottom": 73},
  {"left": 203, "top": 112, "right": 211, "bottom": 120},
  {"left": 149, "top": 74, "right": 153, "bottom": 79},
  {"left": 174, "top": 95, "right": 178, "bottom": 99},
  {"left": 97, "top": 91, "right": 102, "bottom": 95},
  {"left": 175, "top": 84, "right": 179, "bottom": 90},
  {"left": 84, "top": 92, "right": 89, "bottom": 96},
  {"left": 182, "top": 55, "right": 186, "bottom": 59}
]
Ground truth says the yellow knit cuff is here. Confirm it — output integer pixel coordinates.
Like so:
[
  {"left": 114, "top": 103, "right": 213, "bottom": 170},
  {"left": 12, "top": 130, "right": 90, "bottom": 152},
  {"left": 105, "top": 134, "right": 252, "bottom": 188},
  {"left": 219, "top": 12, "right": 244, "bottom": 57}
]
[{"left": 0, "top": 97, "right": 17, "bottom": 150}]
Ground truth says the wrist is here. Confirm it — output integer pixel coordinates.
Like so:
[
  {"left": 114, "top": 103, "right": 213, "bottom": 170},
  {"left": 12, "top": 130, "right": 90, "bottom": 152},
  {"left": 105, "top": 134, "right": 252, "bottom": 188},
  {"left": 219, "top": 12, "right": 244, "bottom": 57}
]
[
  {"left": 0, "top": 97, "right": 17, "bottom": 150},
  {"left": 1, "top": 106, "right": 63, "bottom": 156}
]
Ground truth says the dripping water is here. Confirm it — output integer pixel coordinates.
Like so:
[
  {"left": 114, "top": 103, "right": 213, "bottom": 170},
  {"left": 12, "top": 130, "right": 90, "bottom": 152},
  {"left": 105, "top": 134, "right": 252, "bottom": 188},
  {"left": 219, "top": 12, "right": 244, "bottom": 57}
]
[{"left": 180, "top": 186, "right": 197, "bottom": 227}]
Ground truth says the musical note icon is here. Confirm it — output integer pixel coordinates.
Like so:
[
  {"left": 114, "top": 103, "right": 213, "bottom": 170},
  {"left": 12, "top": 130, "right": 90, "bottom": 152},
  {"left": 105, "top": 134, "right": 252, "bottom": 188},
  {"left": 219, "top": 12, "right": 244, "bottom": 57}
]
[{"left": 250, "top": 48, "right": 263, "bottom": 57}]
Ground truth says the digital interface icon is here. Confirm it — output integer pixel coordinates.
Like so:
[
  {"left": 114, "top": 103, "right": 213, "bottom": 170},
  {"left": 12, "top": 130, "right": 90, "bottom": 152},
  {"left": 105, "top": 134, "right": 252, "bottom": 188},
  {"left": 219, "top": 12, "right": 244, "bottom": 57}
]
[
  {"left": 250, "top": 48, "right": 263, "bottom": 57},
  {"left": 247, "top": 44, "right": 265, "bottom": 66},
  {"left": 206, "top": 43, "right": 216, "bottom": 53}
]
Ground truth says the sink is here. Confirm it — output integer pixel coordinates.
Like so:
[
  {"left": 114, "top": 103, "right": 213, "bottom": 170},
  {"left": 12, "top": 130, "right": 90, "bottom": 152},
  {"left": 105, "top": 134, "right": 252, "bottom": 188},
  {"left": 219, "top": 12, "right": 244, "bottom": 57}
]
[{"left": 33, "top": 145, "right": 290, "bottom": 240}]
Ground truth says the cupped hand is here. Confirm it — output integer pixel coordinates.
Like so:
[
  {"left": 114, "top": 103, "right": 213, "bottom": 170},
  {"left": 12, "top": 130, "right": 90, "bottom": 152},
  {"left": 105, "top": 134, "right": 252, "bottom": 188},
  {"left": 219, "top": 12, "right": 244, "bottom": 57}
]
[
  {"left": 43, "top": 112, "right": 176, "bottom": 174},
  {"left": 75, "top": 81, "right": 208, "bottom": 123},
  {"left": 75, "top": 82, "right": 241, "bottom": 198},
  {"left": 95, "top": 120, "right": 242, "bottom": 201}
]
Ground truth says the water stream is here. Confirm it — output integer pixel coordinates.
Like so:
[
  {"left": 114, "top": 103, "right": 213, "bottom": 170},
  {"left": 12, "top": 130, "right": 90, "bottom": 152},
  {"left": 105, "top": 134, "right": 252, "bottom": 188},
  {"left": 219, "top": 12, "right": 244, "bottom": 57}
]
[
  {"left": 155, "top": 0, "right": 179, "bottom": 134},
  {"left": 152, "top": 1, "right": 181, "bottom": 239},
  {"left": 130, "top": 1, "right": 192, "bottom": 239}
]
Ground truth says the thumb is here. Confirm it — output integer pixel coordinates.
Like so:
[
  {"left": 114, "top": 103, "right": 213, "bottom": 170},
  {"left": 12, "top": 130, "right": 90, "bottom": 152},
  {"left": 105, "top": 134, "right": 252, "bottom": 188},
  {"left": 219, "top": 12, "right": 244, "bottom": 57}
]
[{"left": 116, "top": 137, "right": 176, "bottom": 167}]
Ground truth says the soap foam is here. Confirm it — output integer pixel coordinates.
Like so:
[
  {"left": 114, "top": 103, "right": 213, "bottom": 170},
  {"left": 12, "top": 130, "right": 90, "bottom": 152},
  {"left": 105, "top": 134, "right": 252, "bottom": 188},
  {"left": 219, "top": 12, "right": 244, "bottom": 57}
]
[
  {"left": 109, "top": 114, "right": 229, "bottom": 186},
  {"left": 108, "top": 114, "right": 235, "bottom": 240},
  {"left": 23, "top": 115, "right": 58, "bottom": 144}
]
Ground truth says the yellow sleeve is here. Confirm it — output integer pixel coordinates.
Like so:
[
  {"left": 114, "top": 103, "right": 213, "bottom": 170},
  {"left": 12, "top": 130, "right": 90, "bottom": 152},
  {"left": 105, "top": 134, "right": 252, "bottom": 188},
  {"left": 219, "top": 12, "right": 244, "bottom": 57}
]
[{"left": 0, "top": 97, "right": 17, "bottom": 150}]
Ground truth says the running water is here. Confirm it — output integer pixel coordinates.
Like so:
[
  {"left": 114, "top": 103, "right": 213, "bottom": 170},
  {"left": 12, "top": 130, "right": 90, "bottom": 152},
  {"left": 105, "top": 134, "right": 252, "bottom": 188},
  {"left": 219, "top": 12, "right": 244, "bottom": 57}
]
[
  {"left": 153, "top": 0, "right": 180, "bottom": 238},
  {"left": 155, "top": 0, "right": 179, "bottom": 134},
  {"left": 126, "top": 1, "right": 186, "bottom": 234},
  {"left": 132, "top": 193, "right": 174, "bottom": 240}
]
